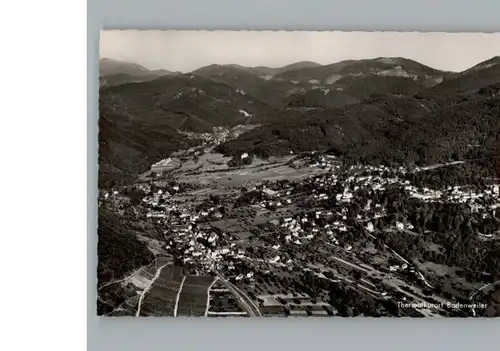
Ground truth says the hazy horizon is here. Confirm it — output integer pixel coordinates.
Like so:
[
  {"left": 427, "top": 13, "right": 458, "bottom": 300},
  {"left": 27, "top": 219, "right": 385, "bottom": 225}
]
[{"left": 100, "top": 30, "right": 500, "bottom": 73}]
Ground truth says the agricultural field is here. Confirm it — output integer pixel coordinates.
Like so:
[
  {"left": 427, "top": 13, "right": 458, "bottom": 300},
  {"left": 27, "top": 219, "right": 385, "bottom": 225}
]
[
  {"left": 138, "top": 265, "right": 184, "bottom": 317},
  {"left": 110, "top": 295, "right": 140, "bottom": 316},
  {"left": 257, "top": 294, "right": 335, "bottom": 317},
  {"left": 101, "top": 258, "right": 173, "bottom": 316},
  {"left": 176, "top": 275, "right": 217, "bottom": 317},
  {"left": 178, "top": 156, "right": 326, "bottom": 188},
  {"left": 207, "top": 280, "right": 249, "bottom": 317}
]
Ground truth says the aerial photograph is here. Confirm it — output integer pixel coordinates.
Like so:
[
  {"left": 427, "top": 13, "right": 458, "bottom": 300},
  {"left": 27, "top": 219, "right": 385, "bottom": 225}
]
[{"left": 97, "top": 30, "right": 500, "bottom": 318}]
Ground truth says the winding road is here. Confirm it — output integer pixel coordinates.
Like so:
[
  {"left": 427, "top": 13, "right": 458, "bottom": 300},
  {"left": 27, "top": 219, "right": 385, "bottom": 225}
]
[
  {"left": 191, "top": 233, "right": 263, "bottom": 317},
  {"left": 173, "top": 276, "right": 187, "bottom": 317},
  {"left": 469, "top": 281, "right": 499, "bottom": 316},
  {"left": 213, "top": 272, "right": 262, "bottom": 317},
  {"left": 204, "top": 278, "right": 219, "bottom": 316}
]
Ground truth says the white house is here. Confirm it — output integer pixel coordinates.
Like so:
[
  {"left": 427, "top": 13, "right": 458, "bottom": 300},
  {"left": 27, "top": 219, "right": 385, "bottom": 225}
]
[
  {"left": 269, "top": 256, "right": 280, "bottom": 263},
  {"left": 366, "top": 222, "right": 374, "bottom": 233},
  {"left": 396, "top": 222, "right": 404, "bottom": 231}
]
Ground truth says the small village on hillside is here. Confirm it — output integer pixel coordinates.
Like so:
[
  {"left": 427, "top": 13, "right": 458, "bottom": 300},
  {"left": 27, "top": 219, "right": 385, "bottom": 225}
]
[{"left": 98, "top": 140, "right": 500, "bottom": 318}]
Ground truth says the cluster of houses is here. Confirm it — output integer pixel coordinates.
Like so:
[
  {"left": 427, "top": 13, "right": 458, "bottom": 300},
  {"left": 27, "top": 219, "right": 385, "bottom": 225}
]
[
  {"left": 302, "top": 157, "right": 500, "bottom": 226},
  {"left": 135, "top": 184, "right": 258, "bottom": 277},
  {"left": 217, "top": 156, "right": 499, "bottom": 274},
  {"left": 99, "top": 150, "right": 500, "bottom": 302},
  {"left": 179, "top": 125, "right": 249, "bottom": 148}
]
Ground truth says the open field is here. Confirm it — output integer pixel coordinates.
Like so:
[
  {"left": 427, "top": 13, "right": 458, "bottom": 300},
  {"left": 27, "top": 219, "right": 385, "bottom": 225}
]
[{"left": 175, "top": 156, "right": 327, "bottom": 187}]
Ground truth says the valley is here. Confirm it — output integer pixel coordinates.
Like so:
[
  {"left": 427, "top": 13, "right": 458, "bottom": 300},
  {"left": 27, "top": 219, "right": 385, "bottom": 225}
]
[
  {"left": 97, "top": 55, "right": 500, "bottom": 317},
  {"left": 98, "top": 140, "right": 500, "bottom": 317}
]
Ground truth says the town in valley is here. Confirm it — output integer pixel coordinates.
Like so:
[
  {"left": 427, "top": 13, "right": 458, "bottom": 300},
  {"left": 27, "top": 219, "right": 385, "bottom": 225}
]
[{"left": 98, "top": 31, "right": 500, "bottom": 318}]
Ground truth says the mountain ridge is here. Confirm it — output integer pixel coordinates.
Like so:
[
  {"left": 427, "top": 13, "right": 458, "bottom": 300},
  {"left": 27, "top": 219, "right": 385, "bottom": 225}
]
[{"left": 99, "top": 56, "right": 500, "bottom": 187}]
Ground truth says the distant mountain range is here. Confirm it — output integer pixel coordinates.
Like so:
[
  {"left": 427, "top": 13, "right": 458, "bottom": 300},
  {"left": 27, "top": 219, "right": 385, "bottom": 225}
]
[
  {"left": 425, "top": 56, "right": 500, "bottom": 95},
  {"left": 98, "top": 56, "right": 500, "bottom": 188},
  {"left": 275, "top": 57, "right": 452, "bottom": 83},
  {"left": 99, "top": 58, "right": 180, "bottom": 87},
  {"left": 191, "top": 61, "right": 322, "bottom": 77}
]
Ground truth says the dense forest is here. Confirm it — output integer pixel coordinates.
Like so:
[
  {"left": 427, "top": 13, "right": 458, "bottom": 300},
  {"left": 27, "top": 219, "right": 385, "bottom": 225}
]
[
  {"left": 97, "top": 207, "right": 156, "bottom": 314},
  {"left": 217, "top": 92, "right": 500, "bottom": 176},
  {"left": 99, "top": 56, "right": 500, "bottom": 188}
]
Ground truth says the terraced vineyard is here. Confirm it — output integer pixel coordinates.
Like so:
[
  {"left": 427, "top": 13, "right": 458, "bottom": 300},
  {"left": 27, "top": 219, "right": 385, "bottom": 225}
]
[
  {"left": 176, "top": 275, "right": 216, "bottom": 317},
  {"left": 138, "top": 265, "right": 184, "bottom": 316},
  {"left": 111, "top": 295, "right": 140, "bottom": 316}
]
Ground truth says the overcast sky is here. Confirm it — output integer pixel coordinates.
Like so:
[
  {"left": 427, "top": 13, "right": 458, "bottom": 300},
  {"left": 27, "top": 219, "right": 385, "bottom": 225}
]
[{"left": 100, "top": 30, "right": 500, "bottom": 73}]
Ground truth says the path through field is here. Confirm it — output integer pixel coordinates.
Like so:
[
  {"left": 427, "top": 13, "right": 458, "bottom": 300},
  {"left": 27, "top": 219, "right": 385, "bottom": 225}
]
[{"left": 135, "top": 263, "right": 169, "bottom": 317}]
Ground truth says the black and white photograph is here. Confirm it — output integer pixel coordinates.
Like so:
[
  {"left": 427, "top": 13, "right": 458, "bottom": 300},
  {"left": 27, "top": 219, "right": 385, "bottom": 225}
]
[{"left": 97, "top": 30, "right": 500, "bottom": 318}]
